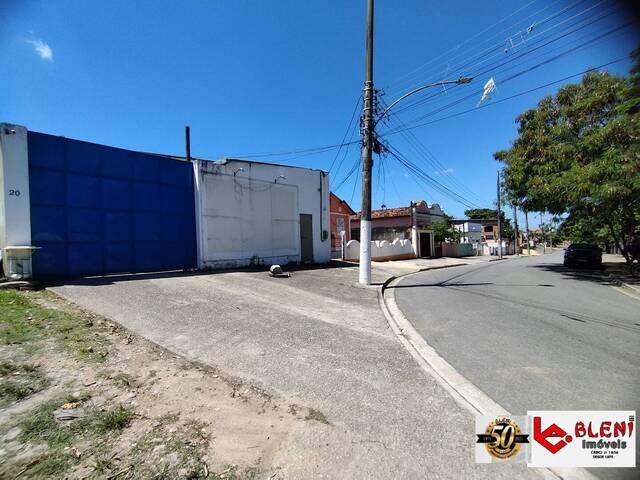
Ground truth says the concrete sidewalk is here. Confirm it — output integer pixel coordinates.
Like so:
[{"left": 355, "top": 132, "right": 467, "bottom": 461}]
[
  {"left": 369, "top": 254, "right": 504, "bottom": 276},
  {"left": 50, "top": 260, "right": 538, "bottom": 479}
]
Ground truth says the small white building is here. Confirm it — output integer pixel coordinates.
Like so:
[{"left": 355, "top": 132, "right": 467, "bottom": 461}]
[
  {"left": 193, "top": 158, "right": 330, "bottom": 269},
  {"left": 454, "top": 221, "right": 482, "bottom": 244}
]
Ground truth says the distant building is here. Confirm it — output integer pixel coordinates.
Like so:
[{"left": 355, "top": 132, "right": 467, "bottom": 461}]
[
  {"left": 329, "top": 192, "right": 355, "bottom": 256},
  {"left": 453, "top": 221, "right": 482, "bottom": 244},
  {"left": 350, "top": 200, "right": 445, "bottom": 258},
  {"left": 452, "top": 218, "right": 499, "bottom": 242}
]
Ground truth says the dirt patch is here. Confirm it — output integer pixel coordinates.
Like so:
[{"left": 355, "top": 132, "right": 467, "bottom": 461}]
[{"left": 0, "top": 289, "right": 329, "bottom": 478}]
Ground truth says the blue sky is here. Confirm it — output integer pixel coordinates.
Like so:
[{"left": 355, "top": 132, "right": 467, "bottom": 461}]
[{"left": 2, "top": 0, "right": 639, "bottom": 225}]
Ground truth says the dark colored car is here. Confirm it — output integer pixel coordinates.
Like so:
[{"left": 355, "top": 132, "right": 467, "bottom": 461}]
[{"left": 563, "top": 243, "right": 602, "bottom": 268}]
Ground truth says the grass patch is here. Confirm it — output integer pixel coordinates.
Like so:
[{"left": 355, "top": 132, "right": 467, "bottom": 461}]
[
  {"left": 0, "top": 396, "right": 135, "bottom": 479},
  {"left": 0, "top": 290, "right": 109, "bottom": 362},
  {"left": 0, "top": 361, "right": 49, "bottom": 407},
  {"left": 112, "top": 372, "right": 138, "bottom": 389},
  {"left": 127, "top": 418, "right": 211, "bottom": 479},
  {"left": 304, "top": 407, "right": 330, "bottom": 425},
  {"left": 211, "top": 465, "right": 260, "bottom": 480},
  {"left": 91, "top": 404, "right": 135, "bottom": 432}
]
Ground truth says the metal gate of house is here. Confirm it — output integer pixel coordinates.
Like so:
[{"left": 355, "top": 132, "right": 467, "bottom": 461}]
[{"left": 28, "top": 132, "right": 197, "bottom": 279}]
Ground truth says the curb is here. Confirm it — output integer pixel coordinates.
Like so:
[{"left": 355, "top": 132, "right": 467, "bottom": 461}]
[
  {"left": 378, "top": 269, "right": 598, "bottom": 480},
  {"left": 606, "top": 274, "right": 640, "bottom": 301}
]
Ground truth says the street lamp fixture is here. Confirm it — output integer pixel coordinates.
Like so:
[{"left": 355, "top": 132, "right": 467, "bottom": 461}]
[
  {"left": 357, "top": 73, "right": 474, "bottom": 285},
  {"left": 374, "top": 76, "right": 474, "bottom": 127}
]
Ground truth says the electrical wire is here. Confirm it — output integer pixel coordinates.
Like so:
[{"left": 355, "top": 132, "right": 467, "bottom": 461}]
[
  {"left": 333, "top": 155, "right": 361, "bottom": 192},
  {"left": 385, "top": 144, "right": 480, "bottom": 209},
  {"left": 381, "top": 22, "right": 632, "bottom": 134},
  {"left": 385, "top": 0, "right": 595, "bottom": 97},
  {"left": 383, "top": 0, "right": 546, "bottom": 93},
  {"left": 328, "top": 95, "right": 362, "bottom": 173},
  {"left": 380, "top": 104, "right": 486, "bottom": 204},
  {"left": 382, "top": 56, "right": 630, "bottom": 136},
  {"left": 388, "top": 5, "right": 622, "bottom": 119}
]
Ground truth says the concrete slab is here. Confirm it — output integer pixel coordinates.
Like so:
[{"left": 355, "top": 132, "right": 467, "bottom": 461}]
[{"left": 50, "top": 264, "right": 540, "bottom": 479}]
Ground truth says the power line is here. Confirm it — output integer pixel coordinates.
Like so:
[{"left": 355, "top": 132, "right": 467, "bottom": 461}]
[
  {"left": 224, "top": 139, "right": 359, "bottom": 160},
  {"left": 350, "top": 158, "right": 361, "bottom": 207},
  {"left": 328, "top": 95, "right": 362, "bottom": 173},
  {"left": 382, "top": 104, "right": 486, "bottom": 204},
  {"left": 378, "top": 94, "right": 481, "bottom": 200},
  {"left": 385, "top": 144, "right": 480, "bottom": 209},
  {"left": 385, "top": 0, "right": 596, "bottom": 97},
  {"left": 333, "top": 155, "right": 361, "bottom": 192},
  {"left": 388, "top": 6, "right": 621, "bottom": 119},
  {"left": 382, "top": 56, "right": 630, "bottom": 136},
  {"left": 384, "top": 0, "right": 545, "bottom": 93},
  {"left": 383, "top": 113, "right": 486, "bottom": 204},
  {"left": 382, "top": 22, "right": 631, "bottom": 134}
]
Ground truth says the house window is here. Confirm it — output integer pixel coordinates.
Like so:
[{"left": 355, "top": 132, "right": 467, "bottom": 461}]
[
  {"left": 336, "top": 217, "right": 345, "bottom": 233},
  {"left": 484, "top": 225, "right": 493, "bottom": 233}
]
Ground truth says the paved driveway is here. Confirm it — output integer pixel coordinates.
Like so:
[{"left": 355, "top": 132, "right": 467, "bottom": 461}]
[{"left": 51, "top": 265, "right": 541, "bottom": 479}]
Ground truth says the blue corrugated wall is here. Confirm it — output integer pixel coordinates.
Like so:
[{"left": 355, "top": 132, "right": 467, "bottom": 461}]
[{"left": 28, "top": 132, "right": 197, "bottom": 279}]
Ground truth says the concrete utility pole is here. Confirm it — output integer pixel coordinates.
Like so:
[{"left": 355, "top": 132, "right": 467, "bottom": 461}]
[
  {"left": 497, "top": 171, "right": 503, "bottom": 259},
  {"left": 355, "top": 0, "right": 472, "bottom": 284},
  {"left": 359, "top": 0, "right": 375, "bottom": 285},
  {"left": 525, "top": 210, "right": 531, "bottom": 256},
  {"left": 513, "top": 203, "right": 519, "bottom": 255},
  {"left": 540, "top": 212, "right": 546, "bottom": 254}
]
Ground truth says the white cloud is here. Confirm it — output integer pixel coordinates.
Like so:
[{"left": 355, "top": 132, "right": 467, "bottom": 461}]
[
  {"left": 27, "top": 38, "right": 53, "bottom": 61},
  {"left": 434, "top": 168, "right": 455, "bottom": 175}
]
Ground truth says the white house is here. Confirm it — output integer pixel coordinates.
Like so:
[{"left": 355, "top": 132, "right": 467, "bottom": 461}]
[
  {"left": 193, "top": 158, "right": 330, "bottom": 269},
  {"left": 454, "top": 221, "right": 482, "bottom": 244}
]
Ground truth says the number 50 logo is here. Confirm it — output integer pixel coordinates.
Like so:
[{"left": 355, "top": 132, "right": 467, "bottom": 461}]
[{"left": 477, "top": 416, "right": 530, "bottom": 460}]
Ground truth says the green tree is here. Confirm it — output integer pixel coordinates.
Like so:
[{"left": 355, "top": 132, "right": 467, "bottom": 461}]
[
  {"left": 433, "top": 214, "right": 461, "bottom": 242},
  {"left": 463, "top": 208, "right": 515, "bottom": 240},
  {"left": 464, "top": 208, "right": 497, "bottom": 219},
  {"left": 495, "top": 50, "right": 640, "bottom": 262}
]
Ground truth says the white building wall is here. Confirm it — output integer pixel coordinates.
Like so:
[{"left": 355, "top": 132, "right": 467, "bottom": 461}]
[
  {"left": 454, "top": 222, "right": 482, "bottom": 244},
  {"left": 0, "top": 124, "right": 32, "bottom": 248},
  {"left": 194, "top": 159, "right": 330, "bottom": 269}
]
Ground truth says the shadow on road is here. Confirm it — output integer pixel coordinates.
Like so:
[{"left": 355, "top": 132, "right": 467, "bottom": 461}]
[
  {"left": 393, "top": 280, "right": 640, "bottom": 333},
  {"left": 526, "top": 263, "right": 632, "bottom": 288}
]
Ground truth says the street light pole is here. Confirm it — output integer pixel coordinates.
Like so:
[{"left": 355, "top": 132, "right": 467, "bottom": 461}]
[
  {"left": 540, "top": 212, "right": 546, "bottom": 254},
  {"left": 356, "top": 0, "right": 473, "bottom": 284},
  {"left": 358, "top": 0, "right": 375, "bottom": 285},
  {"left": 497, "top": 171, "right": 503, "bottom": 259},
  {"left": 513, "top": 203, "right": 519, "bottom": 255},
  {"left": 525, "top": 210, "right": 531, "bottom": 256}
]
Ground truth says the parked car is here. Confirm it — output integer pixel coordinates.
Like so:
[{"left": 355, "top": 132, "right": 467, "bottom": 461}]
[{"left": 563, "top": 243, "right": 602, "bottom": 268}]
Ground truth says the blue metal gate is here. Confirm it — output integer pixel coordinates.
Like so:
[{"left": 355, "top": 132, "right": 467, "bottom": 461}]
[{"left": 28, "top": 132, "right": 197, "bottom": 279}]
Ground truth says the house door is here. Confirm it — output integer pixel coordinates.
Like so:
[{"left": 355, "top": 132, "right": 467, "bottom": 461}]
[
  {"left": 419, "top": 232, "right": 432, "bottom": 258},
  {"left": 300, "top": 214, "right": 314, "bottom": 263}
]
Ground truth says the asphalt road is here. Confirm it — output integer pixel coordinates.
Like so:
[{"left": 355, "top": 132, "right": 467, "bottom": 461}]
[{"left": 394, "top": 252, "right": 640, "bottom": 480}]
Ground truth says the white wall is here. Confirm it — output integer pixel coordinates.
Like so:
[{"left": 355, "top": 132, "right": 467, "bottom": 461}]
[
  {"left": 345, "top": 239, "right": 413, "bottom": 261},
  {"left": 194, "top": 159, "right": 330, "bottom": 269},
  {"left": 0, "top": 124, "right": 31, "bottom": 249}
]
